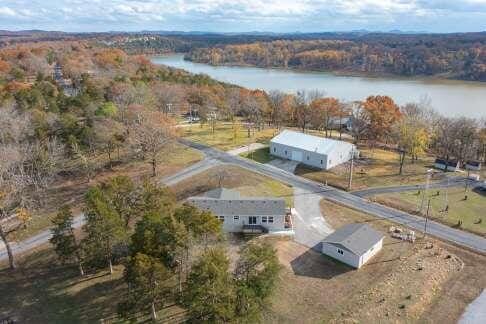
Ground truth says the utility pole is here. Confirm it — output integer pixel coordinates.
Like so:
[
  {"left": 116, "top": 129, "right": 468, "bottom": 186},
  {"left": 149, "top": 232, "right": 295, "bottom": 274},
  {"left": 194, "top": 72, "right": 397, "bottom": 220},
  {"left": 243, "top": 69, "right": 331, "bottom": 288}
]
[
  {"left": 419, "top": 169, "right": 433, "bottom": 214},
  {"left": 444, "top": 176, "right": 449, "bottom": 213},
  {"left": 423, "top": 199, "right": 430, "bottom": 239},
  {"left": 348, "top": 148, "right": 355, "bottom": 191},
  {"left": 464, "top": 169, "right": 470, "bottom": 200}
]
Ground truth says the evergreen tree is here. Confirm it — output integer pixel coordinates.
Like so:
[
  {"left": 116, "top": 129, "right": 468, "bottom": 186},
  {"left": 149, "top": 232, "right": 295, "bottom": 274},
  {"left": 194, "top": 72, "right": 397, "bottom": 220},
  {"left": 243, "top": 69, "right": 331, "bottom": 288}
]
[
  {"left": 50, "top": 205, "right": 85, "bottom": 276},
  {"left": 130, "top": 212, "right": 188, "bottom": 269},
  {"left": 82, "top": 187, "right": 127, "bottom": 274},
  {"left": 118, "top": 253, "right": 172, "bottom": 321},
  {"left": 174, "top": 204, "right": 222, "bottom": 241},
  {"left": 184, "top": 248, "right": 236, "bottom": 322},
  {"left": 234, "top": 242, "right": 281, "bottom": 321}
]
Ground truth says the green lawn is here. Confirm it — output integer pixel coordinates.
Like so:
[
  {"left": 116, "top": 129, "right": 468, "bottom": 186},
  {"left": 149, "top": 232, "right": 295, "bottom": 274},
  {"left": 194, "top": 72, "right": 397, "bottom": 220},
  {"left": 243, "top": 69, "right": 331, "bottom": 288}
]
[
  {"left": 296, "top": 147, "right": 439, "bottom": 190},
  {"left": 181, "top": 122, "right": 278, "bottom": 151},
  {"left": 240, "top": 147, "right": 274, "bottom": 164},
  {"left": 376, "top": 187, "right": 486, "bottom": 235}
]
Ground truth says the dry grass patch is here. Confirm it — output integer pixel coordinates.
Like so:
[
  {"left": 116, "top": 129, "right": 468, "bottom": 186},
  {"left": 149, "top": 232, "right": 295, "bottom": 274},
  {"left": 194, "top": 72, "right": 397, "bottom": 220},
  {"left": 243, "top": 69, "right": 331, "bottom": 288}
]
[
  {"left": 182, "top": 122, "right": 278, "bottom": 151},
  {"left": 262, "top": 200, "right": 486, "bottom": 323},
  {"left": 296, "top": 147, "right": 439, "bottom": 190},
  {"left": 171, "top": 165, "right": 293, "bottom": 206}
]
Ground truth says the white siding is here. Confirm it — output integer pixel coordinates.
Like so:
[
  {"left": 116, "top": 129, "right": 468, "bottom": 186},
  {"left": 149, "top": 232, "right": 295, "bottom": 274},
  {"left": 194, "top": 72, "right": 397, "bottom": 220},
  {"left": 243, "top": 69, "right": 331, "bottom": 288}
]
[
  {"left": 321, "top": 243, "right": 360, "bottom": 268},
  {"left": 322, "top": 238, "right": 383, "bottom": 269},
  {"left": 358, "top": 239, "right": 383, "bottom": 268},
  {"left": 218, "top": 214, "right": 286, "bottom": 233}
]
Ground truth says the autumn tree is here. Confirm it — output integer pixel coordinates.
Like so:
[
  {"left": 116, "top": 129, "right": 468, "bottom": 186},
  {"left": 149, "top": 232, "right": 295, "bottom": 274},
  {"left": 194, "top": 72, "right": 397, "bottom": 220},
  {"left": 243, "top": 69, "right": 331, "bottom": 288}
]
[
  {"left": 363, "top": 95, "right": 401, "bottom": 144},
  {"left": 394, "top": 103, "right": 431, "bottom": 174},
  {"left": 50, "top": 205, "right": 85, "bottom": 276},
  {"left": 310, "top": 97, "right": 340, "bottom": 137},
  {"left": 129, "top": 110, "right": 176, "bottom": 177}
]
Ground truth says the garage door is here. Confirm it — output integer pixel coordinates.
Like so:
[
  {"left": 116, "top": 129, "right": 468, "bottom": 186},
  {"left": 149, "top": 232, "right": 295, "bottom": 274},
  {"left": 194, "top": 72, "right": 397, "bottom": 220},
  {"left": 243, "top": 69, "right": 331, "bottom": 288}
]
[{"left": 291, "top": 150, "right": 303, "bottom": 162}]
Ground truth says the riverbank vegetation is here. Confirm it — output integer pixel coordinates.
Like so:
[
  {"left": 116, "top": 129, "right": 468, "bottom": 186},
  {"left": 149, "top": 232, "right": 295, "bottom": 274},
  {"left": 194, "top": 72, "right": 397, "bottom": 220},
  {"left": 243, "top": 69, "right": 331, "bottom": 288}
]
[{"left": 186, "top": 33, "right": 486, "bottom": 81}]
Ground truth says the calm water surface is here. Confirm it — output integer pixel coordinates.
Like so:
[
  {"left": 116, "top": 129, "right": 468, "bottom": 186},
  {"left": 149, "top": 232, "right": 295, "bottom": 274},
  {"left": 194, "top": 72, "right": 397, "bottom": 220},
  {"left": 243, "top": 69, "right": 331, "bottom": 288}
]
[{"left": 152, "top": 54, "right": 486, "bottom": 118}]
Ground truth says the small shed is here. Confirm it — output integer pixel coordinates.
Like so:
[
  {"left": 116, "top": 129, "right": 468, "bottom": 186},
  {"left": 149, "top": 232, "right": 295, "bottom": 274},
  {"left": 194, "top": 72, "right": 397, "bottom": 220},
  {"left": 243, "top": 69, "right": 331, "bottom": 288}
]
[
  {"left": 269, "top": 130, "right": 357, "bottom": 170},
  {"left": 321, "top": 223, "right": 384, "bottom": 269},
  {"left": 434, "top": 158, "right": 460, "bottom": 172}
]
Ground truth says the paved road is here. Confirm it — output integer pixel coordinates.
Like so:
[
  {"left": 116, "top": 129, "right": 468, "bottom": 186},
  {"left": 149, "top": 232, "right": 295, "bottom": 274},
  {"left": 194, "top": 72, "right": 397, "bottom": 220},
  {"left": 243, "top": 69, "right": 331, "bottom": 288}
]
[
  {"left": 293, "top": 187, "right": 333, "bottom": 250},
  {"left": 180, "top": 139, "right": 486, "bottom": 254},
  {"left": 352, "top": 177, "right": 482, "bottom": 197},
  {"left": 0, "top": 214, "right": 85, "bottom": 262},
  {"left": 0, "top": 158, "right": 220, "bottom": 262}
]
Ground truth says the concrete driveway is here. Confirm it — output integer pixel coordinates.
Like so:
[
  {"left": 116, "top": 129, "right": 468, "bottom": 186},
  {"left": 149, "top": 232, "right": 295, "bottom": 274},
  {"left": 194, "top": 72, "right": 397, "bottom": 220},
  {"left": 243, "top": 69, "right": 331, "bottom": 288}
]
[
  {"left": 267, "top": 158, "right": 300, "bottom": 173},
  {"left": 292, "top": 187, "right": 333, "bottom": 251}
]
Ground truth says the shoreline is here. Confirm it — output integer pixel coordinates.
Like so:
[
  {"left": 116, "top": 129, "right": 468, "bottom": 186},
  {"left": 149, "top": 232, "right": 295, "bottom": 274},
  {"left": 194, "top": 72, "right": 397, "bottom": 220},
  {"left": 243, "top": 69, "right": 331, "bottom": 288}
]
[{"left": 172, "top": 55, "right": 485, "bottom": 85}]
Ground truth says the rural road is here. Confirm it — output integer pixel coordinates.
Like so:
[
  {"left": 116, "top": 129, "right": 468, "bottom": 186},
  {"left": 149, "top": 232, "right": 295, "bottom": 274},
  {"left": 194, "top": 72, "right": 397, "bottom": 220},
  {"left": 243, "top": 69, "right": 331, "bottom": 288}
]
[
  {"left": 0, "top": 158, "right": 219, "bottom": 262},
  {"left": 2, "top": 139, "right": 485, "bottom": 262},
  {"left": 179, "top": 139, "right": 486, "bottom": 254},
  {"left": 352, "top": 177, "right": 483, "bottom": 197}
]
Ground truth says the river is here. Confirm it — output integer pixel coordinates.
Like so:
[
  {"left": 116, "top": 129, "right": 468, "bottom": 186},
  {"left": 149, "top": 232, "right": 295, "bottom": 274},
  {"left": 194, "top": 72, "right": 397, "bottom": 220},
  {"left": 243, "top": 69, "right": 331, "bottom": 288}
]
[{"left": 152, "top": 54, "right": 486, "bottom": 118}]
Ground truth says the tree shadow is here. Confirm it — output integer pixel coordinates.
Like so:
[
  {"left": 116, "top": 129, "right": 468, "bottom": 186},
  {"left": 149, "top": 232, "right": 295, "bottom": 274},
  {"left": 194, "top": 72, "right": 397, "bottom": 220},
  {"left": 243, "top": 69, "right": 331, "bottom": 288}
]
[{"left": 290, "top": 244, "right": 353, "bottom": 279}]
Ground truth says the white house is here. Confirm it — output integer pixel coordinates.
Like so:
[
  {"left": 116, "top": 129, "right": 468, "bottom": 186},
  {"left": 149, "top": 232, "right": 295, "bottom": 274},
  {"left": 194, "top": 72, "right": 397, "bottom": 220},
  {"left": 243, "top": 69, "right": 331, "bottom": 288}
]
[
  {"left": 321, "top": 223, "right": 384, "bottom": 269},
  {"left": 187, "top": 188, "right": 288, "bottom": 233},
  {"left": 269, "top": 130, "right": 357, "bottom": 170}
]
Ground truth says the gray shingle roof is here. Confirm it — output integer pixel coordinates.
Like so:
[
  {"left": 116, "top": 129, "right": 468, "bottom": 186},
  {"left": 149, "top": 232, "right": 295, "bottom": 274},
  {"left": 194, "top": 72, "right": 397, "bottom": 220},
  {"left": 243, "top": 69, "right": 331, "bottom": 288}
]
[
  {"left": 323, "top": 223, "right": 384, "bottom": 256},
  {"left": 187, "top": 188, "right": 286, "bottom": 217},
  {"left": 270, "top": 130, "right": 354, "bottom": 155}
]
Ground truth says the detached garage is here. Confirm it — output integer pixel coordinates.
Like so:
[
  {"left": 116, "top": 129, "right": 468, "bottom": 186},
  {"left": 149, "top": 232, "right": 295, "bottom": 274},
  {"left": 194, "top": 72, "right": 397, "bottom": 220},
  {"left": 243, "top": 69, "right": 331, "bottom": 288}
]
[
  {"left": 321, "top": 223, "right": 384, "bottom": 269},
  {"left": 269, "top": 130, "right": 357, "bottom": 170}
]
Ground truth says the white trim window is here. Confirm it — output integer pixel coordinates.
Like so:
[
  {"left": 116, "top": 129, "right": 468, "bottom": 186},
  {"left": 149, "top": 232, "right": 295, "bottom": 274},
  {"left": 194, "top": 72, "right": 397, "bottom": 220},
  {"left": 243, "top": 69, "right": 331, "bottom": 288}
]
[
  {"left": 262, "top": 216, "right": 267, "bottom": 223},
  {"left": 233, "top": 215, "right": 239, "bottom": 222},
  {"left": 337, "top": 248, "right": 344, "bottom": 255},
  {"left": 218, "top": 216, "right": 225, "bottom": 222},
  {"left": 268, "top": 216, "right": 274, "bottom": 223}
]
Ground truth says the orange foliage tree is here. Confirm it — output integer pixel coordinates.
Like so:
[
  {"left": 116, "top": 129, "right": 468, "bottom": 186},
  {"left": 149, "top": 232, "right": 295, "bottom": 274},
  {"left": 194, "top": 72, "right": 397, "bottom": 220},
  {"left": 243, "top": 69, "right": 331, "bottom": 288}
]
[{"left": 363, "top": 95, "right": 401, "bottom": 143}]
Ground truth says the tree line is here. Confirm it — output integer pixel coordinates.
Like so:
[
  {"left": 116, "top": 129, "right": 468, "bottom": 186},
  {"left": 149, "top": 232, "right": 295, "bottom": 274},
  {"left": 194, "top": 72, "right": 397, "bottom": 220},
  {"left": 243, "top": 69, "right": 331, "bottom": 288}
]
[
  {"left": 49, "top": 176, "right": 280, "bottom": 322},
  {"left": 186, "top": 35, "right": 486, "bottom": 81}
]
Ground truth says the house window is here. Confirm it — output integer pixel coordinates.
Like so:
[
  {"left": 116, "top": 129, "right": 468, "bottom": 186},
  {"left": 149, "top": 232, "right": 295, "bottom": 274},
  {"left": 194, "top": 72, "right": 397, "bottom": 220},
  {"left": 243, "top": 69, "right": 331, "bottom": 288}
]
[
  {"left": 268, "top": 216, "right": 274, "bottom": 223},
  {"left": 219, "top": 216, "right": 225, "bottom": 222},
  {"left": 262, "top": 216, "right": 267, "bottom": 223},
  {"left": 284, "top": 150, "right": 287, "bottom": 155},
  {"left": 234, "top": 215, "right": 239, "bottom": 222},
  {"left": 307, "top": 156, "right": 310, "bottom": 161},
  {"left": 320, "top": 160, "right": 323, "bottom": 164},
  {"left": 273, "top": 147, "right": 276, "bottom": 153},
  {"left": 337, "top": 248, "right": 344, "bottom": 255}
]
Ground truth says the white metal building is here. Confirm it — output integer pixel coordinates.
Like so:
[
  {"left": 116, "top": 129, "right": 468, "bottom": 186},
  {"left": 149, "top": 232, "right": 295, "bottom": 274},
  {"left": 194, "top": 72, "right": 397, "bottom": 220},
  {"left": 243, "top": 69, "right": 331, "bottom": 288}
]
[
  {"left": 187, "top": 188, "right": 288, "bottom": 233},
  {"left": 321, "top": 223, "right": 384, "bottom": 269},
  {"left": 269, "top": 130, "right": 357, "bottom": 170}
]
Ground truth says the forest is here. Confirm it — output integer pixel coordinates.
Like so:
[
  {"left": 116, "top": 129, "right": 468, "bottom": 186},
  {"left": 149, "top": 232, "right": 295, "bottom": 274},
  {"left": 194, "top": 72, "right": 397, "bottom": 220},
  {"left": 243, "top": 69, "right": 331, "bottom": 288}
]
[{"left": 185, "top": 33, "right": 486, "bottom": 81}]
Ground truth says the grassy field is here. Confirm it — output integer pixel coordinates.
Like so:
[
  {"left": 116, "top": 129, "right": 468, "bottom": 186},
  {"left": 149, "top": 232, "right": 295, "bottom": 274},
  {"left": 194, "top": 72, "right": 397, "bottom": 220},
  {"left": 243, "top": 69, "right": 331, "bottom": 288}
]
[
  {"left": 296, "top": 147, "right": 440, "bottom": 190},
  {"left": 239, "top": 147, "right": 274, "bottom": 164},
  {"left": 171, "top": 165, "right": 293, "bottom": 206},
  {"left": 375, "top": 187, "right": 486, "bottom": 235},
  {"left": 9, "top": 143, "right": 203, "bottom": 243},
  {"left": 263, "top": 200, "right": 486, "bottom": 323},
  {"left": 181, "top": 122, "right": 278, "bottom": 151}
]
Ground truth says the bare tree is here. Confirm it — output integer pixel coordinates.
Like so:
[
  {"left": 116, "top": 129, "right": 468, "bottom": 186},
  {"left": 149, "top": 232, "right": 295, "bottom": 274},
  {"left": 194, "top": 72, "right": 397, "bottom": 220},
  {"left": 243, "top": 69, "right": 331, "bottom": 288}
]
[
  {"left": 129, "top": 110, "right": 176, "bottom": 177},
  {"left": 0, "top": 106, "right": 64, "bottom": 269}
]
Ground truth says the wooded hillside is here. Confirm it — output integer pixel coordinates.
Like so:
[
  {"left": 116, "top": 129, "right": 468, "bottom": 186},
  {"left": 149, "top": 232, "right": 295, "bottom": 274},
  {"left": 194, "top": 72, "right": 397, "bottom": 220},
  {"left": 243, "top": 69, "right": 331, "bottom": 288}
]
[{"left": 186, "top": 33, "right": 486, "bottom": 81}]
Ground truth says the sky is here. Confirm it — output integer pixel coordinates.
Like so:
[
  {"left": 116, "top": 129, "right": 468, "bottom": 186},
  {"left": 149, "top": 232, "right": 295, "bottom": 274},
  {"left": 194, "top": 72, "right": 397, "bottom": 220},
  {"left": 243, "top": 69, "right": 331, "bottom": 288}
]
[{"left": 1, "top": 0, "right": 486, "bottom": 33}]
